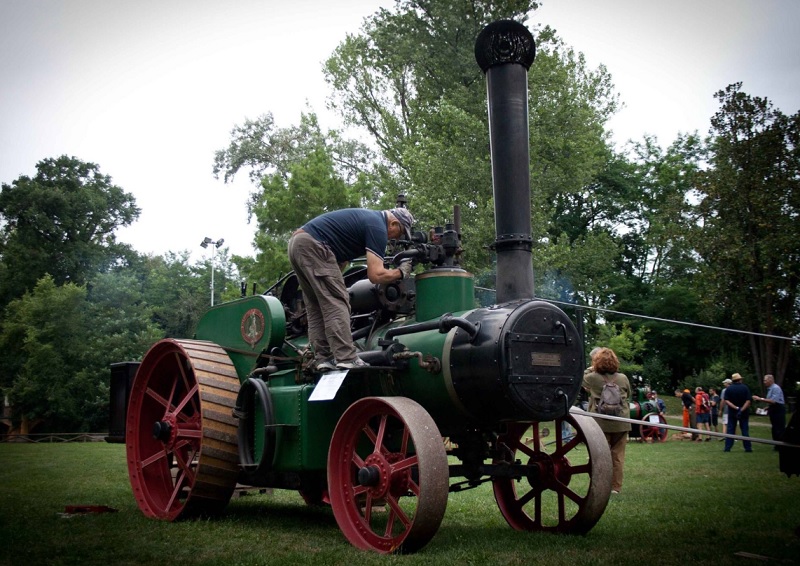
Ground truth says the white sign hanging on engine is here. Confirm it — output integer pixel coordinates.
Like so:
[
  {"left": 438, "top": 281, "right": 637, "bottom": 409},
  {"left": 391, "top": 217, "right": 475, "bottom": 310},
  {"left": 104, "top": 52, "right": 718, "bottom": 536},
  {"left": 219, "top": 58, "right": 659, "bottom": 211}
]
[{"left": 308, "top": 370, "right": 348, "bottom": 401}]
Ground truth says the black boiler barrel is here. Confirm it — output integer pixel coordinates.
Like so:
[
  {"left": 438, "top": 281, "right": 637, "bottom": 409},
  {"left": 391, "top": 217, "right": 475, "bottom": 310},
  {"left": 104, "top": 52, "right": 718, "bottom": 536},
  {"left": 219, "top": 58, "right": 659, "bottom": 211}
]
[{"left": 475, "top": 20, "right": 536, "bottom": 303}]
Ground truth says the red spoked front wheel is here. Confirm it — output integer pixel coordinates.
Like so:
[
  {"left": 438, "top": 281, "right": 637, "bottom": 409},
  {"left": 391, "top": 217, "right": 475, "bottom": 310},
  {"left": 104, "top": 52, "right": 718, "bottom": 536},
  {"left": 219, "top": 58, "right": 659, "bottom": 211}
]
[
  {"left": 492, "top": 413, "right": 612, "bottom": 534},
  {"left": 126, "top": 339, "right": 240, "bottom": 521},
  {"left": 327, "top": 397, "right": 449, "bottom": 554}
]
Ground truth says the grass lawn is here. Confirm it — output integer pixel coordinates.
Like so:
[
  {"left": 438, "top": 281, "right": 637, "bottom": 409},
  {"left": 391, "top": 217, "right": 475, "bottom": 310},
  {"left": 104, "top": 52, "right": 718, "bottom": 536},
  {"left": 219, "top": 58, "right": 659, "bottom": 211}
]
[{"left": 0, "top": 414, "right": 798, "bottom": 566}]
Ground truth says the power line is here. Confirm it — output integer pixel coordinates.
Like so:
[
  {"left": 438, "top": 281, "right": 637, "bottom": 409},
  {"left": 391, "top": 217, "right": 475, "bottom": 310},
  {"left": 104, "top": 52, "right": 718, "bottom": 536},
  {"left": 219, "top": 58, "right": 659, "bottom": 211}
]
[{"left": 473, "top": 286, "right": 800, "bottom": 344}]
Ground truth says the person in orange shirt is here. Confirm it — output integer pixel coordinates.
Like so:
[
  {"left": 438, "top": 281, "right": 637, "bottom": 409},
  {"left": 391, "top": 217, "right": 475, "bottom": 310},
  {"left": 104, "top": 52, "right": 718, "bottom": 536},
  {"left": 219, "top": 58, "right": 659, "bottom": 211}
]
[
  {"left": 676, "top": 388, "right": 698, "bottom": 440},
  {"left": 695, "top": 386, "right": 712, "bottom": 441}
]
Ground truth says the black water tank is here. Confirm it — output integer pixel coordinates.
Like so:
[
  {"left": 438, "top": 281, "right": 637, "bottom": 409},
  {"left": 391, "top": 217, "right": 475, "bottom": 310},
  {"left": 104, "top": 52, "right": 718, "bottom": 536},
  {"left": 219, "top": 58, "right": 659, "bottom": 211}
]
[{"left": 105, "top": 362, "right": 139, "bottom": 443}]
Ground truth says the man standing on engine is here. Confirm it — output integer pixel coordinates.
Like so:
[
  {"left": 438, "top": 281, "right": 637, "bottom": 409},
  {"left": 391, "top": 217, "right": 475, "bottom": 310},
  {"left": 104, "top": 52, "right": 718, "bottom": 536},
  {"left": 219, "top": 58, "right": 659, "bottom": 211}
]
[{"left": 288, "top": 207, "right": 414, "bottom": 371}]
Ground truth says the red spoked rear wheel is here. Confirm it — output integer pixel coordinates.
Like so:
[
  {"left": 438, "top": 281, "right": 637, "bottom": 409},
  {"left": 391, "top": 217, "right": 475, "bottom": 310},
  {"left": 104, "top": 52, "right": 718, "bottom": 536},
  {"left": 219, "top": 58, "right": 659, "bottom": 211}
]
[
  {"left": 327, "top": 397, "right": 449, "bottom": 554},
  {"left": 126, "top": 339, "right": 240, "bottom": 520},
  {"left": 492, "top": 413, "right": 612, "bottom": 534}
]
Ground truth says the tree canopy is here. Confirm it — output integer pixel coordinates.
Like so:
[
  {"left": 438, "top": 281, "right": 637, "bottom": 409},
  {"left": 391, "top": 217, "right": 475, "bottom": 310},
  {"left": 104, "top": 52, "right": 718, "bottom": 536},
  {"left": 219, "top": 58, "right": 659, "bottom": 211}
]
[
  {"left": 694, "top": 83, "right": 800, "bottom": 383},
  {"left": 0, "top": 155, "right": 140, "bottom": 309}
]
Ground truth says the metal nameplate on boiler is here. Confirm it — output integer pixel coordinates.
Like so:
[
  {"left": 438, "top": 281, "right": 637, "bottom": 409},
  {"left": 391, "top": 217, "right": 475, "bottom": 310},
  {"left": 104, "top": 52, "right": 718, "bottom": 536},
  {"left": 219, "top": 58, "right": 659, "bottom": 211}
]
[{"left": 530, "top": 352, "right": 561, "bottom": 367}]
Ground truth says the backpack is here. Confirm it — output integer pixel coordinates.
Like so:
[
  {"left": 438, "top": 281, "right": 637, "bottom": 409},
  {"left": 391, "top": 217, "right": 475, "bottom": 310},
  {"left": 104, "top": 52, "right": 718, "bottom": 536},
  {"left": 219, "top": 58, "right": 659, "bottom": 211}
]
[{"left": 597, "top": 375, "right": 623, "bottom": 416}]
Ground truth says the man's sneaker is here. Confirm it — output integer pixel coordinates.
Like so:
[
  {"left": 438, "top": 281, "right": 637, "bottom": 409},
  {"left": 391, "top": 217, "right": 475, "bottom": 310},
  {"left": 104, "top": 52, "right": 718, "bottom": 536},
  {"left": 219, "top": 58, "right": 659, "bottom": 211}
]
[
  {"left": 336, "top": 357, "right": 369, "bottom": 370},
  {"left": 316, "top": 359, "right": 336, "bottom": 372}
]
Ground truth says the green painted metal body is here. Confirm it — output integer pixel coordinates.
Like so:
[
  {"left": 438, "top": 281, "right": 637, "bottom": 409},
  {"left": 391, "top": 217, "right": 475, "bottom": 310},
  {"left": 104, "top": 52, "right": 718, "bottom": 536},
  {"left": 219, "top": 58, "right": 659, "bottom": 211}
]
[
  {"left": 195, "top": 294, "right": 286, "bottom": 379},
  {"left": 364, "top": 324, "right": 467, "bottom": 432},
  {"left": 193, "top": 271, "right": 476, "bottom": 474},
  {"left": 414, "top": 269, "right": 474, "bottom": 321}
]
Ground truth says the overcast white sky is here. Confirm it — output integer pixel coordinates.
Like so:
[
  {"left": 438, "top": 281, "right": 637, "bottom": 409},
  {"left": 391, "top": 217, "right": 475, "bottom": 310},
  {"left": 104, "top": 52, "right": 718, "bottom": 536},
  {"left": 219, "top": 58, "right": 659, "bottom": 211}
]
[{"left": 2, "top": 0, "right": 799, "bottom": 262}]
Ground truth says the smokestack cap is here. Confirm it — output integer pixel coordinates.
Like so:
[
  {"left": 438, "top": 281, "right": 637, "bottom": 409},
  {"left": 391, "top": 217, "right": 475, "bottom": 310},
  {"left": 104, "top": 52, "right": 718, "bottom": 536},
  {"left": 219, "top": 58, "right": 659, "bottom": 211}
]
[{"left": 475, "top": 20, "right": 536, "bottom": 73}]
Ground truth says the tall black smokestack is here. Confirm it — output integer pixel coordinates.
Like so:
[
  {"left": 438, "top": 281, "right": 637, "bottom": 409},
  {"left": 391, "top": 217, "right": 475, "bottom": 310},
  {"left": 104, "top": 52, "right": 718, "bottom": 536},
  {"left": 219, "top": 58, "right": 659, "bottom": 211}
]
[{"left": 475, "top": 20, "right": 536, "bottom": 303}]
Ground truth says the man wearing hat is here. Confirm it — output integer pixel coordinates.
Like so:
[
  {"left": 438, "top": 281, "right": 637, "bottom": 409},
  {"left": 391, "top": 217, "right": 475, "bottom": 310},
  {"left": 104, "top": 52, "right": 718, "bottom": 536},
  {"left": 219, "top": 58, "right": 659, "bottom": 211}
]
[
  {"left": 288, "top": 207, "right": 415, "bottom": 371},
  {"left": 723, "top": 373, "right": 753, "bottom": 452},
  {"left": 720, "top": 378, "right": 732, "bottom": 433}
]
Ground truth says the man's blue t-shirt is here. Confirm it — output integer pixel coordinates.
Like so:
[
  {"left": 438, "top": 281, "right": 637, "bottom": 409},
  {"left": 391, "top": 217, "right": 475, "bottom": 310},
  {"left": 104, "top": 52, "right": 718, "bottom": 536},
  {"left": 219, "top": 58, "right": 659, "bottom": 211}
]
[{"left": 302, "top": 209, "right": 388, "bottom": 263}]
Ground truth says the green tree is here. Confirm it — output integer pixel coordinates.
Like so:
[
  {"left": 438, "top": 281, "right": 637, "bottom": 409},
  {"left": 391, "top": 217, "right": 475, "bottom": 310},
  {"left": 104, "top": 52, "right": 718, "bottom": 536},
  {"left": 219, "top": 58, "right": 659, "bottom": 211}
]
[
  {"left": 0, "top": 276, "right": 94, "bottom": 430},
  {"left": 0, "top": 269, "right": 169, "bottom": 431},
  {"left": 84, "top": 270, "right": 164, "bottom": 364},
  {"left": 0, "top": 156, "right": 139, "bottom": 309},
  {"left": 214, "top": 113, "right": 384, "bottom": 283},
  {"left": 324, "top": 1, "right": 618, "bottom": 273},
  {"left": 604, "top": 135, "right": 721, "bottom": 385},
  {"left": 131, "top": 252, "right": 211, "bottom": 338},
  {"left": 593, "top": 322, "right": 648, "bottom": 379},
  {"left": 694, "top": 83, "right": 800, "bottom": 386}
]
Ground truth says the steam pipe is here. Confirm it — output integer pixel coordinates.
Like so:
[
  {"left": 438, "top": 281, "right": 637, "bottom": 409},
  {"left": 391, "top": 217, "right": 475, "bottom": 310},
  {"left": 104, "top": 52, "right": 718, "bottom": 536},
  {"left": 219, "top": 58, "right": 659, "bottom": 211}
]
[
  {"left": 475, "top": 20, "right": 536, "bottom": 302},
  {"left": 384, "top": 313, "right": 478, "bottom": 341}
]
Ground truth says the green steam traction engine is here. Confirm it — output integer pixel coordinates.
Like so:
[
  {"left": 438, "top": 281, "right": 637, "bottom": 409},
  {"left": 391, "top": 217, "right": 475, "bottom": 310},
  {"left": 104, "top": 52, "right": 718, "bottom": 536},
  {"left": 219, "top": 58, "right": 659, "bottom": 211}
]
[{"left": 123, "top": 21, "right": 614, "bottom": 554}]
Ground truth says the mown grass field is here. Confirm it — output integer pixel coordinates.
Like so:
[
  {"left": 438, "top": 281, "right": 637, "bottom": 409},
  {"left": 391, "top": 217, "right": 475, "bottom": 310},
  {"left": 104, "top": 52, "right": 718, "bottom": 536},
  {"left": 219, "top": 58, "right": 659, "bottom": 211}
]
[{"left": 0, "top": 413, "right": 798, "bottom": 566}]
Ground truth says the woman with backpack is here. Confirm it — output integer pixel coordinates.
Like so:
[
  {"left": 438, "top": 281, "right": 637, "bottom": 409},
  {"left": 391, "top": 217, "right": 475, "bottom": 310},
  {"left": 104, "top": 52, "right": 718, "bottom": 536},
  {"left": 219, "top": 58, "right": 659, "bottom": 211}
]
[{"left": 582, "top": 347, "right": 631, "bottom": 494}]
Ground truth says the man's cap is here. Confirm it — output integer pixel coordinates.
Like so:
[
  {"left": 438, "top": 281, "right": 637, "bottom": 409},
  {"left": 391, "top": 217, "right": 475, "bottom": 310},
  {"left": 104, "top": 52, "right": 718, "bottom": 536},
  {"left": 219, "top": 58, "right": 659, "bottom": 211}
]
[
  {"left": 683, "top": 389, "right": 690, "bottom": 393},
  {"left": 723, "top": 378, "right": 732, "bottom": 385},
  {"left": 389, "top": 208, "right": 414, "bottom": 240},
  {"left": 731, "top": 373, "right": 743, "bottom": 381}
]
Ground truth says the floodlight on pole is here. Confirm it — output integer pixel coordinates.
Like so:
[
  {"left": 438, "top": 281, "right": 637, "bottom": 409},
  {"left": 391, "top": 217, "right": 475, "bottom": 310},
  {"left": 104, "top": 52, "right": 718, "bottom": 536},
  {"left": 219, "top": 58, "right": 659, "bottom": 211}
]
[{"left": 200, "top": 236, "right": 224, "bottom": 306}]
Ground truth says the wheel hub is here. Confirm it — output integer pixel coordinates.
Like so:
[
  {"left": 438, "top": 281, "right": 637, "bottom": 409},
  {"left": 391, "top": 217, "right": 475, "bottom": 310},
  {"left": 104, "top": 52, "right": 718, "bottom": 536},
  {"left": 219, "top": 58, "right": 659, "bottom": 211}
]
[
  {"left": 152, "top": 413, "right": 178, "bottom": 447},
  {"left": 362, "top": 454, "right": 391, "bottom": 498},
  {"left": 525, "top": 449, "right": 571, "bottom": 489},
  {"left": 358, "top": 465, "right": 382, "bottom": 487},
  {"left": 152, "top": 420, "right": 171, "bottom": 441}
]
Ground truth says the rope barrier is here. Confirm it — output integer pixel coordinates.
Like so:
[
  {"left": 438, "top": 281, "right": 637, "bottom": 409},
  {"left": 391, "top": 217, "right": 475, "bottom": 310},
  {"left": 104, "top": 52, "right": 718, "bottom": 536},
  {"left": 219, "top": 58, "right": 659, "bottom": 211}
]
[{"left": 569, "top": 407, "right": 798, "bottom": 449}]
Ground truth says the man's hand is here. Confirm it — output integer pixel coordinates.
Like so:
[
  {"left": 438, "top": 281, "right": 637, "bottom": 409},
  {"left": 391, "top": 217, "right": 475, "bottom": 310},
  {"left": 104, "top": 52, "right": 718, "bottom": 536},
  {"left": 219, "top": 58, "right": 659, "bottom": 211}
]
[{"left": 398, "top": 259, "right": 413, "bottom": 279}]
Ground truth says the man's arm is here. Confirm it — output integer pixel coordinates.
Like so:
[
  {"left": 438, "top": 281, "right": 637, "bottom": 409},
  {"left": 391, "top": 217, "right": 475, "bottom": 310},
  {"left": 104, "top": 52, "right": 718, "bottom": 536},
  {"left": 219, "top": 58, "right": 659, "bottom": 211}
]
[{"left": 365, "top": 252, "right": 403, "bottom": 284}]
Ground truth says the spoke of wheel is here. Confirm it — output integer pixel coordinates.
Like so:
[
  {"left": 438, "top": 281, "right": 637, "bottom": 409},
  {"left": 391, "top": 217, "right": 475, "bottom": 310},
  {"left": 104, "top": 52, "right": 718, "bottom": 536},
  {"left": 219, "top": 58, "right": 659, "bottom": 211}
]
[
  {"left": 145, "top": 386, "right": 171, "bottom": 412},
  {"left": 363, "top": 494, "right": 373, "bottom": 523},
  {"left": 173, "top": 446, "right": 195, "bottom": 480},
  {"left": 141, "top": 448, "right": 168, "bottom": 469},
  {"left": 534, "top": 491, "right": 542, "bottom": 525},
  {"left": 172, "top": 383, "right": 199, "bottom": 416},
  {"left": 175, "top": 425, "right": 203, "bottom": 439},
  {"left": 553, "top": 432, "right": 580, "bottom": 458},
  {"left": 351, "top": 452, "right": 366, "bottom": 469},
  {"left": 399, "top": 423, "right": 410, "bottom": 453},
  {"left": 166, "top": 368, "right": 179, "bottom": 409},
  {"left": 370, "top": 414, "right": 387, "bottom": 453},
  {"left": 166, "top": 468, "right": 188, "bottom": 513},
  {"left": 570, "top": 463, "right": 591, "bottom": 475},
  {"left": 175, "top": 353, "right": 200, "bottom": 415},
  {"left": 553, "top": 481, "right": 583, "bottom": 505},
  {"left": 391, "top": 454, "right": 417, "bottom": 473},
  {"left": 143, "top": 380, "right": 193, "bottom": 425},
  {"left": 516, "top": 436, "right": 538, "bottom": 459},
  {"left": 517, "top": 486, "right": 536, "bottom": 507},
  {"left": 386, "top": 494, "right": 411, "bottom": 530}
]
